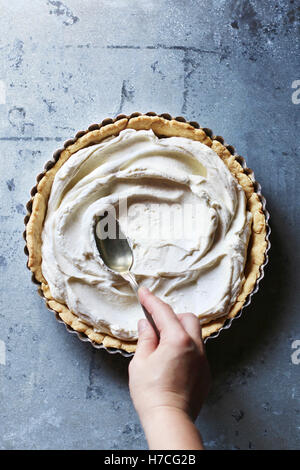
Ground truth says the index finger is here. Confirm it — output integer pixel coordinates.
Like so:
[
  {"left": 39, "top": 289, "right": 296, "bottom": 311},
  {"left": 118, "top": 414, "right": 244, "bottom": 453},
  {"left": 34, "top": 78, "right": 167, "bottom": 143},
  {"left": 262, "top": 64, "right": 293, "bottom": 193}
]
[{"left": 138, "top": 286, "right": 183, "bottom": 339}]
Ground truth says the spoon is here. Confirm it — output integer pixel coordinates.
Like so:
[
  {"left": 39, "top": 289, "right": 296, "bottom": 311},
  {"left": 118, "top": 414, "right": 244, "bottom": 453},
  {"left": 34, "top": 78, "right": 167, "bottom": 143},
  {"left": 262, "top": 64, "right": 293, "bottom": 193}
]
[{"left": 94, "top": 213, "right": 160, "bottom": 339}]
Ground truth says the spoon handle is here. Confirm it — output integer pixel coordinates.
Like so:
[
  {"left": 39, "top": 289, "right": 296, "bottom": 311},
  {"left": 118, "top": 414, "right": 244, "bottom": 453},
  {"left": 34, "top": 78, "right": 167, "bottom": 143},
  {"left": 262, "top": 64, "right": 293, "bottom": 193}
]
[{"left": 121, "top": 271, "right": 160, "bottom": 340}]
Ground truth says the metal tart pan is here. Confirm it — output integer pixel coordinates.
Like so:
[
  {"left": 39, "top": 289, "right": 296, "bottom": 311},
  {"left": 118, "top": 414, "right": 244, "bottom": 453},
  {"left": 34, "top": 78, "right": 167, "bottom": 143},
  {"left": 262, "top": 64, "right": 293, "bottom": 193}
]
[{"left": 24, "top": 112, "right": 271, "bottom": 358}]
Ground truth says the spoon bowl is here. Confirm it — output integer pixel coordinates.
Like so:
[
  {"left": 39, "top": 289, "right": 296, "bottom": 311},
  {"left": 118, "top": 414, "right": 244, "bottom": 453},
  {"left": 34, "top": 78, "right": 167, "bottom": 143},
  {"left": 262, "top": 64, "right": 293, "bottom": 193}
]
[
  {"left": 94, "top": 213, "right": 133, "bottom": 273},
  {"left": 94, "top": 213, "right": 160, "bottom": 339}
]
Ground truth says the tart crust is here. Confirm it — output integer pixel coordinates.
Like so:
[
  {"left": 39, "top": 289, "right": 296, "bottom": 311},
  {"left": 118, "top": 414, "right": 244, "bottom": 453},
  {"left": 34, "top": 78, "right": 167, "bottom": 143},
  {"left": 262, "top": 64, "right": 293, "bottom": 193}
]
[{"left": 25, "top": 114, "right": 268, "bottom": 353}]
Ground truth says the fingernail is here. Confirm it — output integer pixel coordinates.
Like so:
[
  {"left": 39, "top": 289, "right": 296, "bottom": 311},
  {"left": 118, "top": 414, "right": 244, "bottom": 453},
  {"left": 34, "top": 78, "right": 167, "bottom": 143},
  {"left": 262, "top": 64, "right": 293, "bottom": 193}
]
[
  {"left": 138, "top": 319, "right": 148, "bottom": 333},
  {"left": 138, "top": 286, "right": 150, "bottom": 295}
]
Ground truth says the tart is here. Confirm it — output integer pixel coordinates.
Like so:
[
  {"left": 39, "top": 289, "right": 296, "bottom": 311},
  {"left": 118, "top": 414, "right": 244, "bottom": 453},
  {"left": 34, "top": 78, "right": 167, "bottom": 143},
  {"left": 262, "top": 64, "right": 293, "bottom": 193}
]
[{"left": 25, "top": 113, "right": 268, "bottom": 354}]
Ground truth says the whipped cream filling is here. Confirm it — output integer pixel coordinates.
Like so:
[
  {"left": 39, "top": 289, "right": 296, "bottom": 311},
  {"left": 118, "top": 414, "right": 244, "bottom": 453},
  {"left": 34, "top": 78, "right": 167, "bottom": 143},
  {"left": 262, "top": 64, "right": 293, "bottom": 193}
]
[{"left": 41, "top": 129, "right": 252, "bottom": 340}]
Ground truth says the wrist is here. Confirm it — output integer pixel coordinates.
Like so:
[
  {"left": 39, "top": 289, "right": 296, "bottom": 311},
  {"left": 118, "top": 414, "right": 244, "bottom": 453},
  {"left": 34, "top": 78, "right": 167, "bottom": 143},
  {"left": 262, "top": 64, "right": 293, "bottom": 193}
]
[
  {"left": 140, "top": 405, "right": 190, "bottom": 430},
  {"left": 139, "top": 405, "right": 203, "bottom": 450}
]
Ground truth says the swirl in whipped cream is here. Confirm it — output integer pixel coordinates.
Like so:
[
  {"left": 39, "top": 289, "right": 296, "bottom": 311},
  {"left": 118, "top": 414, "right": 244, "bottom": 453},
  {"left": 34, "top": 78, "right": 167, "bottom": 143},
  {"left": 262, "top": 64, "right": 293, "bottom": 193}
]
[{"left": 42, "top": 129, "right": 252, "bottom": 340}]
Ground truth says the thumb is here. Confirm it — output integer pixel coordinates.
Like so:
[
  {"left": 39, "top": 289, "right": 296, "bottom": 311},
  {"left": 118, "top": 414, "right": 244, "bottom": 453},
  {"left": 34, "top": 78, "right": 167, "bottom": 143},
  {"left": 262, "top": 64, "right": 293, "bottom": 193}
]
[{"left": 135, "top": 318, "right": 158, "bottom": 358}]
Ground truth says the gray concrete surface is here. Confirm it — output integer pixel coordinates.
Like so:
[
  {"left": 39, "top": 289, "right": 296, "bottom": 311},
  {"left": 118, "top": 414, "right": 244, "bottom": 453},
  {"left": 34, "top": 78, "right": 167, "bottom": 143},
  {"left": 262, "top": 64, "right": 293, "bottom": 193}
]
[{"left": 0, "top": 0, "right": 299, "bottom": 450}]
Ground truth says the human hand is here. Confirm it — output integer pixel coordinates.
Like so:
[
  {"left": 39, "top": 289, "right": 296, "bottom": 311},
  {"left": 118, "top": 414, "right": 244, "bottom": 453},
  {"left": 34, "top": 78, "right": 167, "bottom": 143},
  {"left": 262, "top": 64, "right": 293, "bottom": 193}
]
[{"left": 129, "top": 287, "right": 211, "bottom": 429}]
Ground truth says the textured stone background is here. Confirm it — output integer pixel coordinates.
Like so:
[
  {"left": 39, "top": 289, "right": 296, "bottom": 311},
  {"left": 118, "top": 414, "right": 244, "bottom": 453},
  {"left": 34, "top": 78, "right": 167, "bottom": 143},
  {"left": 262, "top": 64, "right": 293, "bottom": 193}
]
[{"left": 0, "top": 0, "right": 299, "bottom": 450}]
